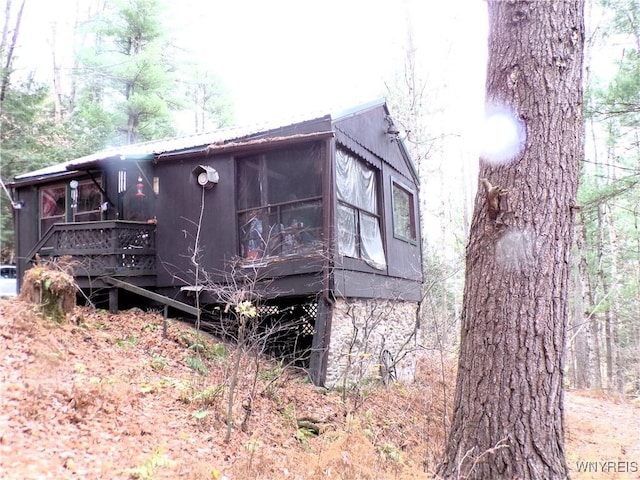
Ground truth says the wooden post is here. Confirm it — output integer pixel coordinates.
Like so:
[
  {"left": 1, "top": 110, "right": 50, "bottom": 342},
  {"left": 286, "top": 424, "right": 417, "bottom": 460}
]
[
  {"left": 108, "top": 287, "right": 119, "bottom": 313},
  {"left": 309, "top": 298, "right": 332, "bottom": 387},
  {"left": 163, "top": 304, "right": 168, "bottom": 339}
]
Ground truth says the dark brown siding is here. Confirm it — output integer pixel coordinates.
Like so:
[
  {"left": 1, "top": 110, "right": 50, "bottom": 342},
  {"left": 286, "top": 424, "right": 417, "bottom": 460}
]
[
  {"left": 14, "top": 185, "right": 39, "bottom": 288},
  {"left": 154, "top": 154, "right": 236, "bottom": 288},
  {"left": 332, "top": 270, "right": 422, "bottom": 301},
  {"left": 382, "top": 163, "right": 422, "bottom": 283},
  {"left": 334, "top": 105, "right": 415, "bottom": 180},
  {"left": 331, "top": 104, "right": 423, "bottom": 301}
]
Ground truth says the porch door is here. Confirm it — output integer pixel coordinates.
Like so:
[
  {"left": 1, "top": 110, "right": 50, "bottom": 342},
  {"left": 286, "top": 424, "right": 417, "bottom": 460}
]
[{"left": 72, "top": 180, "right": 104, "bottom": 222}]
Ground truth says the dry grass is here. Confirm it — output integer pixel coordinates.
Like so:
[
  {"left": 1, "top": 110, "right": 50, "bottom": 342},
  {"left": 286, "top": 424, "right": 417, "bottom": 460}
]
[
  {"left": 0, "top": 297, "right": 637, "bottom": 479},
  {"left": 565, "top": 391, "right": 640, "bottom": 479}
]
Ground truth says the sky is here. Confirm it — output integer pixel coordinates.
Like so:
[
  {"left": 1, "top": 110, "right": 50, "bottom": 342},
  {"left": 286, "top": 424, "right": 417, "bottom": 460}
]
[
  {"left": 172, "top": 0, "right": 489, "bottom": 125},
  {"left": 172, "top": 0, "right": 413, "bottom": 123},
  {"left": 11, "top": 0, "right": 489, "bottom": 126}
]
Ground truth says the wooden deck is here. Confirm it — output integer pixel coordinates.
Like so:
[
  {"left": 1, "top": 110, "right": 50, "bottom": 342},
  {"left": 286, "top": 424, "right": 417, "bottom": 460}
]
[{"left": 28, "top": 220, "right": 157, "bottom": 288}]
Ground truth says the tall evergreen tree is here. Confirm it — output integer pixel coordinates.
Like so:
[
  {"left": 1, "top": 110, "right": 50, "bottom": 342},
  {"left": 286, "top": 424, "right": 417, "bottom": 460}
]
[{"left": 73, "top": 0, "right": 177, "bottom": 145}]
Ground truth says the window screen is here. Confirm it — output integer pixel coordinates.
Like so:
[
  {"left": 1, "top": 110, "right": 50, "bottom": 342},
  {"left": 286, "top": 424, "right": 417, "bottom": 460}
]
[
  {"left": 237, "top": 142, "right": 323, "bottom": 259},
  {"left": 74, "top": 181, "right": 103, "bottom": 222}
]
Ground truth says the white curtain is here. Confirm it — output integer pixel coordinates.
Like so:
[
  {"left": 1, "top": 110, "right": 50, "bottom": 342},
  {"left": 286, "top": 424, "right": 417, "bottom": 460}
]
[
  {"left": 360, "top": 212, "right": 386, "bottom": 270},
  {"left": 336, "top": 149, "right": 386, "bottom": 270},
  {"left": 336, "top": 149, "right": 377, "bottom": 211},
  {"left": 337, "top": 204, "right": 357, "bottom": 258}
]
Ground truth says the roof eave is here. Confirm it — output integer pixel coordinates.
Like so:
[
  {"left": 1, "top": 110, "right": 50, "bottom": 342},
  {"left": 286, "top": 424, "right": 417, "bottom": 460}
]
[
  {"left": 68, "top": 153, "right": 156, "bottom": 172},
  {"left": 156, "top": 131, "right": 335, "bottom": 162}
]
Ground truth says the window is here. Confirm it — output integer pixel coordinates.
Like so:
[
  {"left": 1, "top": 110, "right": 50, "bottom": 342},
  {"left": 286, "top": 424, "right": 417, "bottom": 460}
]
[
  {"left": 392, "top": 180, "right": 416, "bottom": 242},
  {"left": 0, "top": 265, "right": 16, "bottom": 279},
  {"left": 336, "top": 148, "right": 386, "bottom": 270},
  {"left": 237, "top": 142, "right": 323, "bottom": 259},
  {"left": 40, "top": 185, "right": 67, "bottom": 235},
  {"left": 40, "top": 180, "right": 104, "bottom": 235},
  {"left": 73, "top": 181, "right": 103, "bottom": 222}
]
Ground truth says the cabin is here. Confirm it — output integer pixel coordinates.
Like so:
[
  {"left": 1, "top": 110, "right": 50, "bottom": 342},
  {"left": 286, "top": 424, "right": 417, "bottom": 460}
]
[{"left": 10, "top": 99, "right": 423, "bottom": 387}]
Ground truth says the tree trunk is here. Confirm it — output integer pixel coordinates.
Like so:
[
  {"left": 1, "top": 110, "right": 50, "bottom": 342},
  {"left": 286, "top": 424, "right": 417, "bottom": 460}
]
[
  {"left": 596, "top": 204, "right": 616, "bottom": 390},
  {"left": 1, "top": 0, "right": 11, "bottom": 57},
  {"left": 437, "top": 2, "right": 584, "bottom": 479},
  {"left": 570, "top": 211, "right": 590, "bottom": 389},
  {"left": 634, "top": 205, "right": 640, "bottom": 392},
  {"left": 579, "top": 210, "right": 602, "bottom": 389},
  {"left": 604, "top": 202, "right": 624, "bottom": 392},
  {"left": 588, "top": 301, "right": 603, "bottom": 390},
  {"left": 0, "top": 0, "right": 25, "bottom": 103},
  {"left": 50, "top": 22, "right": 64, "bottom": 121}
]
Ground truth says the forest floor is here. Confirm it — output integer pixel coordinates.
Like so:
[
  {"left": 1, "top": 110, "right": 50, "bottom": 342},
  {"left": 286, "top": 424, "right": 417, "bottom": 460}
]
[{"left": 0, "top": 297, "right": 638, "bottom": 480}]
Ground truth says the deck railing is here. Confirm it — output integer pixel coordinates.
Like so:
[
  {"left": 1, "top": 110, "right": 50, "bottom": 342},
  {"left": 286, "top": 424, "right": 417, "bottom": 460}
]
[{"left": 29, "top": 221, "right": 157, "bottom": 282}]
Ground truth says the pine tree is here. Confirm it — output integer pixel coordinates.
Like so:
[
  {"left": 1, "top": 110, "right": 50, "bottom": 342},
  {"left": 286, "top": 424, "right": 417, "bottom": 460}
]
[
  {"left": 73, "top": 0, "right": 177, "bottom": 145},
  {"left": 437, "top": 1, "right": 584, "bottom": 478}
]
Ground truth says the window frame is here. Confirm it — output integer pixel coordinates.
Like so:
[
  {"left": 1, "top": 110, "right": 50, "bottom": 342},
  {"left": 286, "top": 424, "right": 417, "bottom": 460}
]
[
  {"left": 236, "top": 141, "right": 324, "bottom": 260},
  {"left": 390, "top": 177, "right": 417, "bottom": 244},
  {"left": 39, "top": 178, "right": 105, "bottom": 236},
  {"left": 39, "top": 183, "right": 68, "bottom": 236},
  {"left": 335, "top": 147, "right": 386, "bottom": 270}
]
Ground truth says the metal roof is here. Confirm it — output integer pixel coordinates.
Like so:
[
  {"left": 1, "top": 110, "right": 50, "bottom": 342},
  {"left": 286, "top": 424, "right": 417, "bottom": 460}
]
[{"left": 14, "top": 98, "right": 388, "bottom": 182}]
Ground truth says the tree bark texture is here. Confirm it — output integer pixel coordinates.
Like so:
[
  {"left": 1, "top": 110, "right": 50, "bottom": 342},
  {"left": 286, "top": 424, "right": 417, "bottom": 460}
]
[{"left": 438, "top": 2, "right": 584, "bottom": 479}]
